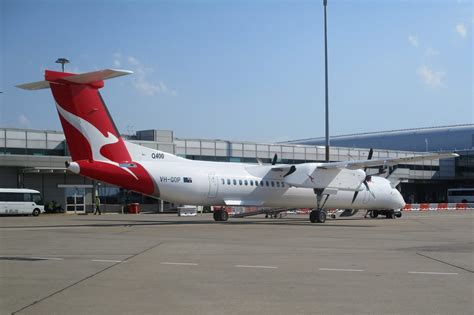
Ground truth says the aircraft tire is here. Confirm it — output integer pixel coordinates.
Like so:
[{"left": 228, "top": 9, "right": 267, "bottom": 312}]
[
  {"left": 370, "top": 210, "right": 378, "bottom": 218},
  {"left": 220, "top": 210, "right": 229, "bottom": 222},
  {"left": 310, "top": 210, "right": 326, "bottom": 223},
  {"left": 317, "top": 210, "right": 327, "bottom": 223},
  {"left": 213, "top": 211, "right": 221, "bottom": 221},
  {"left": 386, "top": 210, "right": 394, "bottom": 219}
]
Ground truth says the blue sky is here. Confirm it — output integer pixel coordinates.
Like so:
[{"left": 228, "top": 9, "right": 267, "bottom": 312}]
[{"left": 1, "top": 0, "right": 472, "bottom": 142}]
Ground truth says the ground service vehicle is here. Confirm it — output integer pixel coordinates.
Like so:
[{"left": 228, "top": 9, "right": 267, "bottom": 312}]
[{"left": 0, "top": 188, "right": 45, "bottom": 216}]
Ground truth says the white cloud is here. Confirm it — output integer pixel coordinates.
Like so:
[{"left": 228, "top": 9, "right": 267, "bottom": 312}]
[
  {"left": 455, "top": 23, "right": 467, "bottom": 38},
  {"left": 424, "top": 48, "right": 439, "bottom": 57},
  {"left": 18, "top": 115, "right": 31, "bottom": 128},
  {"left": 112, "top": 54, "right": 177, "bottom": 96},
  {"left": 134, "top": 78, "right": 177, "bottom": 96},
  {"left": 408, "top": 35, "right": 419, "bottom": 47},
  {"left": 127, "top": 56, "right": 140, "bottom": 66},
  {"left": 113, "top": 53, "right": 121, "bottom": 67},
  {"left": 417, "top": 65, "right": 445, "bottom": 88}
]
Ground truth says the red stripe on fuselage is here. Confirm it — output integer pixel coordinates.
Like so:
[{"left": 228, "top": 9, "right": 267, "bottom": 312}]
[{"left": 76, "top": 160, "right": 156, "bottom": 196}]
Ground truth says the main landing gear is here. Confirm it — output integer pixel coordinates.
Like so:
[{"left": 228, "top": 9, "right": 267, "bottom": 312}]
[
  {"left": 309, "top": 188, "right": 328, "bottom": 223},
  {"left": 309, "top": 209, "right": 327, "bottom": 223},
  {"left": 213, "top": 209, "right": 229, "bottom": 222}
]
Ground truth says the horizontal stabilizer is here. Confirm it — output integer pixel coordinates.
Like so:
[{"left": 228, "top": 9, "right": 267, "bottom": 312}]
[
  {"left": 16, "top": 80, "right": 50, "bottom": 90},
  {"left": 61, "top": 69, "right": 133, "bottom": 84},
  {"left": 16, "top": 69, "right": 133, "bottom": 90}
]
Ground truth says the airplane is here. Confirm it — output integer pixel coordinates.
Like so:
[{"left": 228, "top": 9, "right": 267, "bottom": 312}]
[{"left": 17, "top": 69, "right": 458, "bottom": 223}]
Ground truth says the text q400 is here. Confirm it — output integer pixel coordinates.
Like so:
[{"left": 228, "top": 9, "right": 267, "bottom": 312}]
[{"left": 151, "top": 153, "right": 165, "bottom": 159}]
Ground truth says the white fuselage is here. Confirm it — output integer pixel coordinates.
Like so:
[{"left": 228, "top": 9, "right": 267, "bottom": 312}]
[
  {"left": 67, "top": 142, "right": 405, "bottom": 211},
  {"left": 140, "top": 156, "right": 405, "bottom": 211}
]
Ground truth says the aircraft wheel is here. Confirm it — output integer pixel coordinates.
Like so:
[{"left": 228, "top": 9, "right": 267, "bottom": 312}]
[
  {"left": 310, "top": 210, "right": 326, "bottom": 223},
  {"left": 370, "top": 210, "right": 378, "bottom": 218},
  {"left": 386, "top": 210, "right": 394, "bottom": 219},
  {"left": 317, "top": 210, "right": 327, "bottom": 223},
  {"left": 220, "top": 210, "right": 229, "bottom": 222},
  {"left": 331, "top": 214, "right": 336, "bottom": 219},
  {"left": 213, "top": 211, "right": 221, "bottom": 221},
  {"left": 395, "top": 211, "right": 402, "bottom": 218}
]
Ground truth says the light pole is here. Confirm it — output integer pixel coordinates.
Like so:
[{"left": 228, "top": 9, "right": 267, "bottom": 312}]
[
  {"left": 55, "top": 58, "right": 70, "bottom": 72},
  {"left": 323, "top": 0, "right": 330, "bottom": 162}
]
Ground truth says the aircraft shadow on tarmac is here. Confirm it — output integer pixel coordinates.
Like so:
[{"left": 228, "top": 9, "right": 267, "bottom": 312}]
[{"left": 0, "top": 217, "right": 376, "bottom": 229}]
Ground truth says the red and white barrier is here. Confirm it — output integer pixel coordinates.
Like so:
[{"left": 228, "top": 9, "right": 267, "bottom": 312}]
[{"left": 403, "top": 203, "right": 474, "bottom": 211}]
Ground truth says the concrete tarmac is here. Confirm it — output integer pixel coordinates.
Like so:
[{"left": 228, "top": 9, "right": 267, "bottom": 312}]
[{"left": 1, "top": 211, "right": 473, "bottom": 314}]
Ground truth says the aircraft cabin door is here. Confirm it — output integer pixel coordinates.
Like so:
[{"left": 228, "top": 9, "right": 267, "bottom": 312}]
[{"left": 208, "top": 174, "right": 218, "bottom": 198}]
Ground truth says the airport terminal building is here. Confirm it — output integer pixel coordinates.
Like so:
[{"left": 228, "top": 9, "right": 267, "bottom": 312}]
[{"left": 0, "top": 125, "right": 472, "bottom": 213}]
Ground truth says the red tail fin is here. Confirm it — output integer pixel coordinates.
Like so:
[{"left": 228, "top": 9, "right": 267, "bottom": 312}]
[
  {"left": 17, "top": 69, "right": 157, "bottom": 196},
  {"left": 22, "top": 69, "right": 133, "bottom": 163}
]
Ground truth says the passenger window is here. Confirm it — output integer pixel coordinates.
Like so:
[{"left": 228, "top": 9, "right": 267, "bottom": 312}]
[
  {"left": 266, "top": 181, "right": 269, "bottom": 187},
  {"left": 239, "top": 180, "right": 243, "bottom": 185},
  {"left": 281, "top": 182, "right": 285, "bottom": 188},
  {"left": 221, "top": 179, "right": 225, "bottom": 185},
  {"left": 23, "top": 193, "right": 32, "bottom": 202},
  {"left": 276, "top": 182, "right": 280, "bottom": 188},
  {"left": 227, "top": 179, "right": 231, "bottom": 185},
  {"left": 244, "top": 180, "right": 248, "bottom": 186},
  {"left": 271, "top": 181, "right": 275, "bottom": 187},
  {"left": 233, "top": 179, "right": 237, "bottom": 185},
  {"left": 250, "top": 180, "right": 253, "bottom": 186}
]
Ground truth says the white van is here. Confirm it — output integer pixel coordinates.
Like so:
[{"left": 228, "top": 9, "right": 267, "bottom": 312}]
[{"left": 0, "top": 188, "right": 45, "bottom": 216}]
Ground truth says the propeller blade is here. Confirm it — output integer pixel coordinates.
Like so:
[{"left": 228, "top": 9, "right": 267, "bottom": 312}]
[
  {"left": 363, "top": 180, "right": 370, "bottom": 190},
  {"left": 271, "top": 154, "right": 278, "bottom": 165},
  {"left": 351, "top": 191, "right": 359, "bottom": 204},
  {"left": 364, "top": 179, "right": 376, "bottom": 198},
  {"left": 364, "top": 148, "right": 374, "bottom": 172},
  {"left": 283, "top": 165, "right": 296, "bottom": 177}
]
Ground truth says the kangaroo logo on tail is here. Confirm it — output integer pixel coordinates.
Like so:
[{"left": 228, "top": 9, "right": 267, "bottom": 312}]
[{"left": 17, "top": 69, "right": 156, "bottom": 195}]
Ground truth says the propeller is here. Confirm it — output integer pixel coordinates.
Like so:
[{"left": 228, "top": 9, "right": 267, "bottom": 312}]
[
  {"left": 271, "top": 153, "right": 278, "bottom": 165},
  {"left": 351, "top": 148, "right": 374, "bottom": 204}
]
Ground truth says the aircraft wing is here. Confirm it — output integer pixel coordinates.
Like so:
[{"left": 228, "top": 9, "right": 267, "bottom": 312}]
[
  {"left": 282, "top": 152, "right": 458, "bottom": 191},
  {"left": 246, "top": 152, "right": 458, "bottom": 191},
  {"left": 318, "top": 152, "right": 459, "bottom": 170}
]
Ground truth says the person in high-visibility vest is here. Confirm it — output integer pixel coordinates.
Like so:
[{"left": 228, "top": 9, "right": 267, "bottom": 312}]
[{"left": 94, "top": 196, "right": 101, "bottom": 215}]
